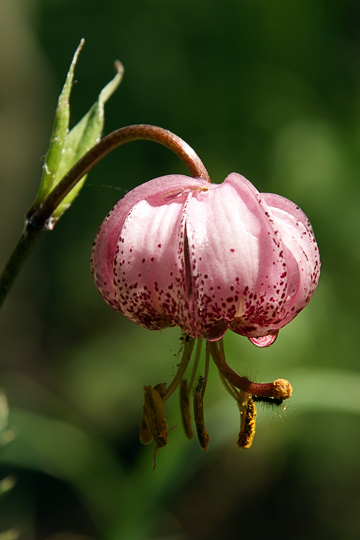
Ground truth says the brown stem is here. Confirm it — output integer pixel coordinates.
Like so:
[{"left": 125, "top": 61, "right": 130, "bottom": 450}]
[
  {"left": 209, "top": 341, "right": 292, "bottom": 400},
  {"left": 27, "top": 124, "right": 211, "bottom": 229}
]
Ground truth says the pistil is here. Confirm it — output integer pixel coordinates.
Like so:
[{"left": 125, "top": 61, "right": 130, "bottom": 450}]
[{"left": 209, "top": 340, "right": 292, "bottom": 400}]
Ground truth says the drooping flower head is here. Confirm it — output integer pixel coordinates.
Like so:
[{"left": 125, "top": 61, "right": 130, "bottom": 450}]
[
  {"left": 91, "top": 171, "right": 320, "bottom": 462},
  {"left": 91, "top": 172, "right": 320, "bottom": 346}
]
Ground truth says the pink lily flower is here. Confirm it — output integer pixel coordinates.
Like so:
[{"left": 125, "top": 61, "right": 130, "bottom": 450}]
[
  {"left": 91, "top": 170, "right": 320, "bottom": 458},
  {"left": 91, "top": 172, "right": 320, "bottom": 347}
]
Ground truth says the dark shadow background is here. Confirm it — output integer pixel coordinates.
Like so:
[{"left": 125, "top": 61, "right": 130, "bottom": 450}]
[{"left": 1, "top": 0, "right": 360, "bottom": 539}]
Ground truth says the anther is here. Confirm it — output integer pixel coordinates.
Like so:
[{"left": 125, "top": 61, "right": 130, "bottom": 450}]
[
  {"left": 237, "top": 396, "right": 257, "bottom": 449},
  {"left": 140, "top": 384, "right": 167, "bottom": 448},
  {"left": 193, "top": 376, "right": 209, "bottom": 451}
]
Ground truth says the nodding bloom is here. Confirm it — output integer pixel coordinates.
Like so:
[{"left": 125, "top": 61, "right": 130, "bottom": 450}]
[
  {"left": 91, "top": 172, "right": 319, "bottom": 345},
  {"left": 91, "top": 172, "right": 320, "bottom": 463}
]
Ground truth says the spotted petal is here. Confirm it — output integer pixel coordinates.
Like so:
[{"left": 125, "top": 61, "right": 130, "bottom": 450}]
[
  {"left": 260, "top": 193, "right": 320, "bottom": 330},
  {"left": 185, "top": 173, "right": 288, "bottom": 340},
  {"left": 91, "top": 175, "right": 209, "bottom": 327},
  {"left": 91, "top": 172, "right": 320, "bottom": 344}
]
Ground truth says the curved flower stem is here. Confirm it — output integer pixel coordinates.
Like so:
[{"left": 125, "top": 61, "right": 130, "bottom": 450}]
[
  {"left": 209, "top": 341, "right": 293, "bottom": 400},
  {"left": 0, "top": 125, "right": 210, "bottom": 308},
  {"left": 26, "top": 125, "right": 211, "bottom": 229}
]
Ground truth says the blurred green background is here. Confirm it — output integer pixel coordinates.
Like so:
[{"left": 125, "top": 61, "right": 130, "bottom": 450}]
[{"left": 1, "top": 0, "right": 360, "bottom": 538}]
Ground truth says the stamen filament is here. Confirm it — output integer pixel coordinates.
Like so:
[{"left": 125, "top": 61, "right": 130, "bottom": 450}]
[
  {"left": 218, "top": 370, "right": 242, "bottom": 402},
  {"left": 163, "top": 336, "right": 195, "bottom": 402},
  {"left": 203, "top": 342, "right": 210, "bottom": 393},
  {"left": 193, "top": 376, "right": 210, "bottom": 450},
  {"left": 179, "top": 379, "right": 193, "bottom": 439},
  {"left": 188, "top": 336, "right": 203, "bottom": 392}
]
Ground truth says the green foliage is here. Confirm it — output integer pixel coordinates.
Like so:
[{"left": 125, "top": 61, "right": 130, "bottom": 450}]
[{"left": 29, "top": 40, "right": 123, "bottom": 227}]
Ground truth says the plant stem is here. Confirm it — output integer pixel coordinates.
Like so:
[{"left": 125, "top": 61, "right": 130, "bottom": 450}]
[
  {"left": 26, "top": 124, "right": 211, "bottom": 229},
  {"left": 0, "top": 124, "right": 210, "bottom": 308},
  {"left": 0, "top": 224, "right": 42, "bottom": 307}
]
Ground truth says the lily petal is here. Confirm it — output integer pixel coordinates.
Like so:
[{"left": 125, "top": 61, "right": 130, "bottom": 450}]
[
  {"left": 185, "top": 173, "right": 288, "bottom": 340},
  {"left": 91, "top": 175, "right": 209, "bottom": 325},
  {"left": 262, "top": 193, "right": 320, "bottom": 330}
]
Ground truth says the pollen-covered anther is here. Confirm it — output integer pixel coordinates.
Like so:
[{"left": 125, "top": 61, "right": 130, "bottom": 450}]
[
  {"left": 237, "top": 396, "right": 257, "bottom": 449},
  {"left": 140, "top": 384, "right": 168, "bottom": 448}
]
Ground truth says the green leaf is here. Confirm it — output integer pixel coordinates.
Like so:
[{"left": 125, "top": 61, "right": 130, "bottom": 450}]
[
  {"left": 51, "top": 59, "right": 124, "bottom": 223},
  {"left": 29, "top": 41, "right": 124, "bottom": 227},
  {"left": 30, "top": 39, "right": 84, "bottom": 209}
]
